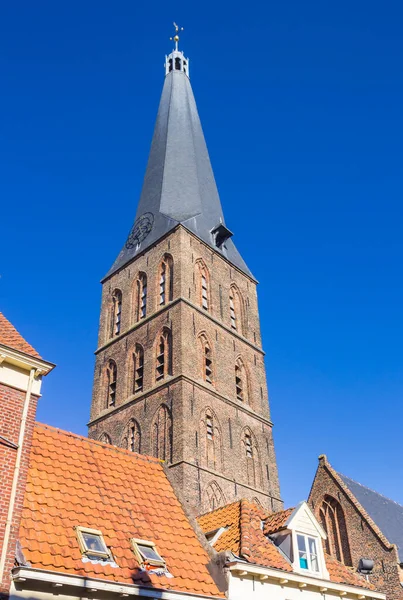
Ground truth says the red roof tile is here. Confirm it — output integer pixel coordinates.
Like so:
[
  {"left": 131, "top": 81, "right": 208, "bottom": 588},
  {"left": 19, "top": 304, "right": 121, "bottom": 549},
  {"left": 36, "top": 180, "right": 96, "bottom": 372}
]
[
  {"left": 20, "top": 423, "right": 223, "bottom": 597},
  {"left": 198, "top": 501, "right": 375, "bottom": 591},
  {"left": 0, "top": 312, "right": 41, "bottom": 358}
]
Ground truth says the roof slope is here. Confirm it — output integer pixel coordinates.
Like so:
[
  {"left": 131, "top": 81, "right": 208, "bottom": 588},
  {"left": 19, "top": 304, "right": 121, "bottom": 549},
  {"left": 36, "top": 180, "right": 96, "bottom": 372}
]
[
  {"left": 106, "top": 68, "right": 252, "bottom": 280},
  {"left": 0, "top": 312, "right": 40, "bottom": 358},
  {"left": 339, "top": 473, "right": 403, "bottom": 562},
  {"left": 198, "top": 500, "right": 374, "bottom": 590},
  {"left": 19, "top": 423, "right": 222, "bottom": 598}
]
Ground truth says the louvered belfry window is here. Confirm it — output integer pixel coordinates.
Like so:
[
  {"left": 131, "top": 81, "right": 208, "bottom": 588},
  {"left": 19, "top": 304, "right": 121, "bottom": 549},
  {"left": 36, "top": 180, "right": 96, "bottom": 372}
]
[
  {"left": 156, "top": 329, "right": 171, "bottom": 382},
  {"left": 235, "top": 364, "right": 243, "bottom": 400},
  {"left": 159, "top": 262, "right": 166, "bottom": 305},
  {"left": 106, "top": 360, "right": 117, "bottom": 407},
  {"left": 139, "top": 274, "right": 147, "bottom": 319},
  {"left": 245, "top": 432, "right": 253, "bottom": 458},
  {"left": 229, "top": 291, "right": 236, "bottom": 329},
  {"left": 133, "top": 345, "right": 144, "bottom": 393},
  {"left": 111, "top": 290, "right": 122, "bottom": 337},
  {"left": 202, "top": 274, "right": 208, "bottom": 310},
  {"left": 206, "top": 415, "right": 214, "bottom": 440},
  {"left": 204, "top": 345, "right": 212, "bottom": 383}
]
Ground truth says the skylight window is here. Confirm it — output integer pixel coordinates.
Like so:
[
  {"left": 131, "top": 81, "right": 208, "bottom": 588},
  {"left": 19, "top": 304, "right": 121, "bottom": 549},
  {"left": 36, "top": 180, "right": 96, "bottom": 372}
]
[
  {"left": 75, "top": 527, "right": 110, "bottom": 559},
  {"left": 131, "top": 538, "right": 165, "bottom": 568}
]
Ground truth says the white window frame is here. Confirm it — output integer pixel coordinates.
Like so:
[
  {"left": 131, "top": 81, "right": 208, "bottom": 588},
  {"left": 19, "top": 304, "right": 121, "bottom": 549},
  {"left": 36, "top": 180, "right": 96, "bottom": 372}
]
[{"left": 292, "top": 531, "right": 323, "bottom": 577}]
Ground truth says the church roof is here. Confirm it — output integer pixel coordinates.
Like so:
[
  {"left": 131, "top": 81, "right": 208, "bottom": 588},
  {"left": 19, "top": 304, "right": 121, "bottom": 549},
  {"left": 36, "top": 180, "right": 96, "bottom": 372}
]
[
  {"left": 197, "top": 499, "right": 374, "bottom": 590},
  {"left": 338, "top": 473, "right": 403, "bottom": 563},
  {"left": 105, "top": 53, "right": 253, "bottom": 281},
  {"left": 19, "top": 423, "right": 223, "bottom": 598},
  {"left": 0, "top": 311, "right": 41, "bottom": 358}
]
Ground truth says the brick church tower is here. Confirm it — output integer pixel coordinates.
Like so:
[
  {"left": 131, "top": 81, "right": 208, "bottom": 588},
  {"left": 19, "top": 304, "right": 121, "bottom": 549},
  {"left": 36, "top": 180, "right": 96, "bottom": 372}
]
[{"left": 88, "top": 36, "right": 282, "bottom": 515}]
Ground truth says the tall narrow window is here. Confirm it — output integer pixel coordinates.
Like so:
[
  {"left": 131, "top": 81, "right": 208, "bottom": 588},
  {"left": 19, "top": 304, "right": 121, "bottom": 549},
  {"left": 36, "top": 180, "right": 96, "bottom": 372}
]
[
  {"left": 128, "top": 420, "right": 141, "bottom": 453},
  {"left": 204, "top": 345, "right": 213, "bottom": 383},
  {"left": 229, "top": 284, "right": 245, "bottom": 335},
  {"left": 135, "top": 273, "right": 147, "bottom": 321},
  {"left": 206, "top": 414, "right": 214, "bottom": 440},
  {"left": 133, "top": 344, "right": 144, "bottom": 394},
  {"left": 229, "top": 290, "right": 236, "bottom": 329},
  {"left": 158, "top": 254, "right": 173, "bottom": 307},
  {"left": 235, "top": 358, "right": 249, "bottom": 403},
  {"left": 155, "top": 328, "right": 172, "bottom": 382},
  {"left": 243, "top": 429, "right": 261, "bottom": 488},
  {"left": 199, "top": 334, "right": 213, "bottom": 385},
  {"left": 106, "top": 360, "right": 117, "bottom": 408},
  {"left": 152, "top": 405, "right": 172, "bottom": 462},
  {"left": 196, "top": 260, "right": 210, "bottom": 311},
  {"left": 111, "top": 290, "right": 122, "bottom": 337}
]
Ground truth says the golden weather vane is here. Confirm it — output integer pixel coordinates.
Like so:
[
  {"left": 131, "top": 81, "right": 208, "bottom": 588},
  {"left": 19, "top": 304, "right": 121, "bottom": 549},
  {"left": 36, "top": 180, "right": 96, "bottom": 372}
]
[{"left": 170, "top": 22, "right": 184, "bottom": 50}]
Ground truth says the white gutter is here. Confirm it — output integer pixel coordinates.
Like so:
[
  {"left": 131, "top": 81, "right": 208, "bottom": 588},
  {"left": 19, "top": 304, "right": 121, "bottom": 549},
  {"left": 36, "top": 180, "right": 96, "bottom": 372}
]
[
  {"left": 228, "top": 562, "right": 385, "bottom": 600},
  {"left": 12, "top": 567, "right": 224, "bottom": 600},
  {"left": 0, "top": 369, "right": 35, "bottom": 584}
]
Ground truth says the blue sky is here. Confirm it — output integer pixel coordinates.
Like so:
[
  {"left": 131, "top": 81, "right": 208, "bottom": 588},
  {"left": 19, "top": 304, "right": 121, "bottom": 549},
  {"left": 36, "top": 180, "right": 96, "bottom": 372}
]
[{"left": 1, "top": 1, "right": 402, "bottom": 508}]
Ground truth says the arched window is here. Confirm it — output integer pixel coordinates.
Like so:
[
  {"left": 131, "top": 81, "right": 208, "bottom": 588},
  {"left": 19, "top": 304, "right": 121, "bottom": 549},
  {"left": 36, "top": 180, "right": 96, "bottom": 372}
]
[
  {"left": 106, "top": 360, "right": 117, "bottom": 408},
  {"left": 158, "top": 254, "right": 173, "bottom": 307},
  {"left": 128, "top": 420, "right": 141, "bottom": 453},
  {"left": 199, "top": 334, "right": 213, "bottom": 384},
  {"left": 204, "top": 481, "right": 226, "bottom": 512},
  {"left": 229, "top": 284, "right": 245, "bottom": 334},
  {"left": 200, "top": 408, "right": 223, "bottom": 472},
  {"left": 134, "top": 273, "right": 147, "bottom": 321},
  {"left": 132, "top": 344, "right": 144, "bottom": 394},
  {"left": 155, "top": 328, "right": 172, "bottom": 382},
  {"left": 235, "top": 358, "right": 249, "bottom": 403},
  {"left": 195, "top": 260, "right": 210, "bottom": 311},
  {"left": 110, "top": 289, "right": 122, "bottom": 337},
  {"left": 152, "top": 405, "right": 172, "bottom": 462},
  {"left": 99, "top": 432, "right": 112, "bottom": 444},
  {"left": 319, "top": 496, "right": 352, "bottom": 565},
  {"left": 242, "top": 428, "right": 261, "bottom": 488}
]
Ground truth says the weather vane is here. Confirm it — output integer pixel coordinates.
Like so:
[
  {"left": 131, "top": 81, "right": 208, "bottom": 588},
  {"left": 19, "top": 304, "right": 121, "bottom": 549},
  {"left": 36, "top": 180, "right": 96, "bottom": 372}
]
[{"left": 170, "top": 22, "right": 184, "bottom": 51}]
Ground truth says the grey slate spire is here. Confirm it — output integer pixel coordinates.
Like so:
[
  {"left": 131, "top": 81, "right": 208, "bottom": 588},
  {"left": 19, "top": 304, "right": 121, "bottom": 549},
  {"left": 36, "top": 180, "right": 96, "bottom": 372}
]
[{"left": 105, "top": 42, "right": 253, "bottom": 280}]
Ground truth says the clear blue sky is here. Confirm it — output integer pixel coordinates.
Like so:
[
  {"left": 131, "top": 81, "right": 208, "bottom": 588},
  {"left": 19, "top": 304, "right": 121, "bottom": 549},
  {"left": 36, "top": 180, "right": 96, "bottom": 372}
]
[{"left": 1, "top": 1, "right": 402, "bottom": 508}]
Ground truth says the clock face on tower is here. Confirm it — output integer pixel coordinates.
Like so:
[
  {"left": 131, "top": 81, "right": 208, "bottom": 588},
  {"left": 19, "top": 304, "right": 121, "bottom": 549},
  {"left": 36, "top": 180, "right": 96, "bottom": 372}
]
[{"left": 125, "top": 212, "right": 154, "bottom": 249}]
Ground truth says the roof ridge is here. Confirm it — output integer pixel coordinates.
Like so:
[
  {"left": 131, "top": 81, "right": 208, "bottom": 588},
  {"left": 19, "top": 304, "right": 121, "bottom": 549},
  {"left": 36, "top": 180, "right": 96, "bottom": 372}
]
[
  {"left": 34, "top": 422, "right": 163, "bottom": 465},
  {"left": 338, "top": 471, "right": 403, "bottom": 509}
]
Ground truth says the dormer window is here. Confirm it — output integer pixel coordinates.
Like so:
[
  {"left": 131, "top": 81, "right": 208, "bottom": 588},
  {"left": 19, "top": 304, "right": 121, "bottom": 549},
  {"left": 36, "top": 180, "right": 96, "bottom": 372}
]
[
  {"left": 297, "top": 534, "right": 319, "bottom": 573},
  {"left": 76, "top": 527, "right": 110, "bottom": 560},
  {"left": 131, "top": 538, "right": 165, "bottom": 568}
]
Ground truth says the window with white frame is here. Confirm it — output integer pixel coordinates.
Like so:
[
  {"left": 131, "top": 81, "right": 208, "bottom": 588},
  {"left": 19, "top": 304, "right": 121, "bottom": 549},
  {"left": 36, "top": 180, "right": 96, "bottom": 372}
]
[{"left": 296, "top": 534, "right": 319, "bottom": 573}]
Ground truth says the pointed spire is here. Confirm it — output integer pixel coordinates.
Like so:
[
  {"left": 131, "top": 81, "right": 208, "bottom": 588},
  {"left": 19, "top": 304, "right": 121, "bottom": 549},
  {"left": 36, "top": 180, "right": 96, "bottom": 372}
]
[{"left": 105, "top": 33, "right": 252, "bottom": 280}]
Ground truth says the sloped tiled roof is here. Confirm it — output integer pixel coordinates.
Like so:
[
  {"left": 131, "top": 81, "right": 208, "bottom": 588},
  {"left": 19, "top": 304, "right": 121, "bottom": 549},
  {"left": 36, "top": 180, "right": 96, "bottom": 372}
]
[
  {"left": 0, "top": 312, "right": 41, "bottom": 358},
  {"left": 339, "top": 474, "right": 403, "bottom": 562},
  {"left": 198, "top": 500, "right": 374, "bottom": 590},
  {"left": 19, "top": 423, "right": 222, "bottom": 598}
]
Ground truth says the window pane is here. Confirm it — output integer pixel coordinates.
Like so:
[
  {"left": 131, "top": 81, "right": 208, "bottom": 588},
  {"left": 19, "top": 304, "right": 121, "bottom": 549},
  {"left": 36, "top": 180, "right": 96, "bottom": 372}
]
[
  {"left": 137, "top": 544, "right": 162, "bottom": 561},
  {"left": 82, "top": 532, "right": 107, "bottom": 553},
  {"left": 308, "top": 537, "right": 317, "bottom": 555},
  {"left": 297, "top": 535, "right": 306, "bottom": 552}
]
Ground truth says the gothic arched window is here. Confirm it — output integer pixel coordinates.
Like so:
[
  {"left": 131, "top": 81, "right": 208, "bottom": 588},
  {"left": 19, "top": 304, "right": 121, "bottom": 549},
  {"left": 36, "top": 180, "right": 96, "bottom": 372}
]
[
  {"left": 199, "top": 334, "right": 213, "bottom": 384},
  {"left": 195, "top": 260, "right": 210, "bottom": 311},
  {"left": 132, "top": 344, "right": 144, "bottom": 394},
  {"left": 204, "top": 481, "right": 226, "bottom": 512},
  {"left": 128, "top": 420, "right": 141, "bottom": 453},
  {"left": 155, "top": 328, "right": 172, "bottom": 382},
  {"left": 99, "top": 432, "right": 112, "bottom": 444},
  {"left": 158, "top": 254, "right": 173, "bottom": 307},
  {"left": 242, "top": 428, "right": 261, "bottom": 488},
  {"left": 134, "top": 273, "right": 147, "bottom": 321},
  {"left": 229, "top": 284, "right": 245, "bottom": 334},
  {"left": 319, "top": 496, "right": 352, "bottom": 565},
  {"left": 106, "top": 360, "right": 117, "bottom": 408},
  {"left": 152, "top": 405, "right": 172, "bottom": 462},
  {"left": 235, "top": 357, "right": 249, "bottom": 403},
  {"left": 200, "top": 408, "right": 223, "bottom": 472},
  {"left": 110, "top": 289, "right": 122, "bottom": 337}
]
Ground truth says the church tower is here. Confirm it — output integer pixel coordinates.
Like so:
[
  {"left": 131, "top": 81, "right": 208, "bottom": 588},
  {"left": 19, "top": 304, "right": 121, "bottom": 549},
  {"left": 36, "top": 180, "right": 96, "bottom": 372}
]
[{"left": 89, "top": 34, "right": 282, "bottom": 515}]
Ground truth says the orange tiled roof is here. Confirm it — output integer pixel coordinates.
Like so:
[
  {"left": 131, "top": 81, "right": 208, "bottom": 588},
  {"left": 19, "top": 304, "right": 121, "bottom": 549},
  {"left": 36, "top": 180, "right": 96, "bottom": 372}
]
[
  {"left": 198, "top": 500, "right": 374, "bottom": 591},
  {"left": 20, "top": 423, "right": 223, "bottom": 598},
  {"left": 0, "top": 312, "right": 41, "bottom": 358}
]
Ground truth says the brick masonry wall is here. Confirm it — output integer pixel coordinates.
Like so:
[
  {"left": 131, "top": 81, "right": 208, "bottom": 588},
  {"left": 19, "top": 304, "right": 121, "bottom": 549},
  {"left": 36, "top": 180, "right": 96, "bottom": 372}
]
[
  {"left": 0, "top": 382, "right": 38, "bottom": 597},
  {"left": 309, "top": 461, "right": 403, "bottom": 600},
  {"left": 89, "top": 225, "right": 282, "bottom": 514}
]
